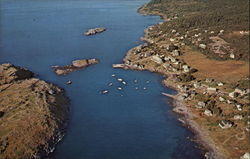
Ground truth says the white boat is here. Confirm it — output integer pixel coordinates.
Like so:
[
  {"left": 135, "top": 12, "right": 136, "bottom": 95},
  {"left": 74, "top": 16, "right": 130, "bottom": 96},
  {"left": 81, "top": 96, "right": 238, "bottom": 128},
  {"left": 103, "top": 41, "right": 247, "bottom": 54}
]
[
  {"left": 108, "top": 83, "right": 113, "bottom": 86},
  {"left": 66, "top": 80, "right": 72, "bottom": 85},
  {"left": 117, "top": 87, "right": 122, "bottom": 90},
  {"left": 101, "top": 90, "right": 109, "bottom": 94},
  {"left": 117, "top": 78, "right": 123, "bottom": 82}
]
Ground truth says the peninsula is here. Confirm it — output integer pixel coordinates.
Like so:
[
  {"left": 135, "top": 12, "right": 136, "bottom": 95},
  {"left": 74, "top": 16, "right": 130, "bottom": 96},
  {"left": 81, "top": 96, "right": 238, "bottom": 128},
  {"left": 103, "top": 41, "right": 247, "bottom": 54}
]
[{"left": 0, "top": 64, "right": 69, "bottom": 159}]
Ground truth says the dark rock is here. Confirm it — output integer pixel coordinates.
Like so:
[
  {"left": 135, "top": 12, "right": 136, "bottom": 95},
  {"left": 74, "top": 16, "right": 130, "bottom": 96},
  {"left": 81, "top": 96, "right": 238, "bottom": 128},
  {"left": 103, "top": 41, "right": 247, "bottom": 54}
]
[
  {"left": 0, "top": 63, "right": 34, "bottom": 84},
  {"left": 0, "top": 111, "right": 4, "bottom": 118}
]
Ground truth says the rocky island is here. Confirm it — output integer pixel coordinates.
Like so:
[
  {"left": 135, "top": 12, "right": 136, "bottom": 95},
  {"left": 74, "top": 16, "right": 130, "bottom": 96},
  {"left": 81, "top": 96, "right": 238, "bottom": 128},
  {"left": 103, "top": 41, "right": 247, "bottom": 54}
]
[
  {"left": 52, "top": 58, "right": 99, "bottom": 75},
  {"left": 115, "top": 0, "right": 250, "bottom": 158},
  {"left": 84, "top": 28, "right": 106, "bottom": 36},
  {"left": 0, "top": 63, "right": 69, "bottom": 159}
]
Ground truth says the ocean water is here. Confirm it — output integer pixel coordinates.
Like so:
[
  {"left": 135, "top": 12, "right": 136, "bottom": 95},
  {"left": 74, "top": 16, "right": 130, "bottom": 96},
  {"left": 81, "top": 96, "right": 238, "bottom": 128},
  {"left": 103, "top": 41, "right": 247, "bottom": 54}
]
[{"left": 0, "top": 0, "right": 204, "bottom": 158}]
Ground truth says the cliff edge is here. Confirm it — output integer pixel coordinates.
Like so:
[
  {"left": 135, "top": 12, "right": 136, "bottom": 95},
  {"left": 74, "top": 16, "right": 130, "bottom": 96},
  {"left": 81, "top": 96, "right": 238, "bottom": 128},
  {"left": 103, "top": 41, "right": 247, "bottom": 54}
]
[{"left": 0, "top": 63, "right": 69, "bottom": 159}]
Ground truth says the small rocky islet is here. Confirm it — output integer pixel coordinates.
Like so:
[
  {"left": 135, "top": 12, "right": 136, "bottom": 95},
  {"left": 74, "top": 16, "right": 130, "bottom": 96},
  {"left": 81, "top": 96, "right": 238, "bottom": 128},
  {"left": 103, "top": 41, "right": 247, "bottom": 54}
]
[
  {"left": 84, "top": 27, "right": 106, "bottom": 36},
  {"left": 0, "top": 63, "right": 69, "bottom": 159},
  {"left": 52, "top": 58, "right": 99, "bottom": 75}
]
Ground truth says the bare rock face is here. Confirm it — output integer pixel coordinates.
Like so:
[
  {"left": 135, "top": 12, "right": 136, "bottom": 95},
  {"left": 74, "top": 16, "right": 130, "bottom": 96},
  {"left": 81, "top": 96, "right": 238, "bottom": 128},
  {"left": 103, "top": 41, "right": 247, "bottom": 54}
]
[
  {"left": 0, "top": 64, "right": 69, "bottom": 159},
  {"left": 84, "top": 28, "right": 106, "bottom": 36},
  {"left": 53, "top": 58, "right": 99, "bottom": 75},
  {"left": 72, "top": 59, "right": 88, "bottom": 68}
]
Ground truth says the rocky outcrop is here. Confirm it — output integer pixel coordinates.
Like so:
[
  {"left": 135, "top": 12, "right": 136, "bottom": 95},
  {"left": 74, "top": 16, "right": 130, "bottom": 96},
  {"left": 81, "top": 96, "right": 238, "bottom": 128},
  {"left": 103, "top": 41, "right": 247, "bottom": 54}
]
[
  {"left": 0, "top": 64, "right": 69, "bottom": 159},
  {"left": 0, "top": 63, "right": 34, "bottom": 85},
  {"left": 53, "top": 58, "right": 99, "bottom": 75},
  {"left": 84, "top": 28, "right": 106, "bottom": 36}
]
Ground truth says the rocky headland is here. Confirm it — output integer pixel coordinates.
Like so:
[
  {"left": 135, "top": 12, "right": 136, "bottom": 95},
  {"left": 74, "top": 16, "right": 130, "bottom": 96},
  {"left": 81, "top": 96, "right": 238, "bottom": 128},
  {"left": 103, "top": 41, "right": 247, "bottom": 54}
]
[
  {"left": 0, "top": 63, "right": 69, "bottom": 159},
  {"left": 52, "top": 58, "right": 99, "bottom": 75}
]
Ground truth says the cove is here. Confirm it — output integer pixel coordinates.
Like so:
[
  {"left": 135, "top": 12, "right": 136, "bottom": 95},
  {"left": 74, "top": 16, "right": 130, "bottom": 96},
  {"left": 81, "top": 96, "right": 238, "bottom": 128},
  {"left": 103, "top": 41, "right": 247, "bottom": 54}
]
[{"left": 0, "top": 0, "right": 204, "bottom": 158}]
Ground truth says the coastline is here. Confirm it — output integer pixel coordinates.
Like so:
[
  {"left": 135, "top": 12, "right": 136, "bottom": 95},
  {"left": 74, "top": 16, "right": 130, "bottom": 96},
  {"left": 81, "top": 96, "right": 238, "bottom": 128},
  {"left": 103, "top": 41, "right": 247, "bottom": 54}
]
[
  {"left": 0, "top": 63, "right": 69, "bottom": 159},
  {"left": 161, "top": 81, "right": 224, "bottom": 158},
  {"left": 113, "top": 6, "right": 227, "bottom": 159}
]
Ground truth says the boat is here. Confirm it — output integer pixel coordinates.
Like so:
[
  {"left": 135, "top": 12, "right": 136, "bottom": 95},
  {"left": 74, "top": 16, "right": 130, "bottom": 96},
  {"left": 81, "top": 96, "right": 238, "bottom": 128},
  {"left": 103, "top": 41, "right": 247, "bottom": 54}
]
[
  {"left": 101, "top": 90, "right": 109, "bottom": 94},
  {"left": 117, "top": 78, "right": 123, "bottom": 82},
  {"left": 66, "top": 80, "right": 72, "bottom": 85}
]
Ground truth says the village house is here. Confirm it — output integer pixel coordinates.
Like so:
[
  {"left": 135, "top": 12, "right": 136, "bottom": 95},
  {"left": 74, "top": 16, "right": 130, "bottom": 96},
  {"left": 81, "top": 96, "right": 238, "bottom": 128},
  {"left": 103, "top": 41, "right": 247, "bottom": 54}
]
[
  {"left": 175, "top": 32, "right": 180, "bottom": 36},
  {"left": 204, "top": 109, "right": 213, "bottom": 116},
  {"left": 196, "top": 101, "right": 206, "bottom": 108},
  {"left": 205, "top": 78, "right": 214, "bottom": 83},
  {"left": 230, "top": 53, "right": 235, "bottom": 59},
  {"left": 193, "top": 82, "right": 201, "bottom": 88},
  {"left": 236, "top": 104, "right": 243, "bottom": 111},
  {"left": 207, "top": 87, "right": 217, "bottom": 94},
  {"left": 219, "top": 120, "right": 234, "bottom": 129},
  {"left": 217, "top": 82, "right": 224, "bottom": 86},
  {"left": 164, "top": 56, "right": 171, "bottom": 61},
  {"left": 227, "top": 100, "right": 234, "bottom": 104},
  {"left": 173, "top": 61, "right": 181, "bottom": 65},
  {"left": 138, "top": 64, "right": 144, "bottom": 69},
  {"left": 234, "top": 115, "right": 243, "bottom": 120},
  {"left": 171, "top": 50, "right": 180, "bottom": 56},
  {"left": 180, "top": 93, "right": 189, "bottom": 100},
  {"left": 172, "top": 68, "right": 177, "bottom": 72},
  {"left": 151, "top": 55, "right": 163, "bottom": 64},
  {"left": 234, "top": 88, "right": 247, "bottom": 96},
  {"left": 182, "top": 65, "right": 190, "bottom": 72},
  {"left": 170, "top": 57, "right": 177, "bottom": 63},
  {"left": 199, "top": 44, "right": 207, "bottom": 49},
  {"left": 229, "top": 92, "right": 235, "bottom": 98},
  {"left": 170, "top": 38, "right": 175, "bottom": 42},
  {"left": 172, "top": 29, "right": 177, "bottom": 33},
  {"left": 125, "top": 60, "right": 131, "bottom": 65},
  {"left": 240, "top": 152, "right": 250, "bottom": 159},
  {"left": 163, "top": 63, "right": 170, "bottom": 69},
  {"left": 219, "top": 97, "right": 225, "bottom": 102}
]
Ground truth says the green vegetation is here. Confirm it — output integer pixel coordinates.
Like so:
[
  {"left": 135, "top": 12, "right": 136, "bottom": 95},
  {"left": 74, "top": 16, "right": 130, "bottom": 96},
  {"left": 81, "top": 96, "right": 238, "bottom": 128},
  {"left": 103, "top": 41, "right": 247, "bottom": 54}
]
[{"left": 141, "top": 0, "right": 249, "bottom": 61}]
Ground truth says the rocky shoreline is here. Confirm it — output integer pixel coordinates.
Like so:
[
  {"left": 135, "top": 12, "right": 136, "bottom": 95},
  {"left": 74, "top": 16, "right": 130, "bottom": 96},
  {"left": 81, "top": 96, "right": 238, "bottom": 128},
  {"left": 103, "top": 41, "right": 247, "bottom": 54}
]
[
  {"left": 0, "top": 63, "right": 69, "bottom": 159},
  {"left": 113, "top": 6, "right": 249, "bottom": 159},
  {"left": 114, "top": 48, "right": 223, "bottom": 158}
]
